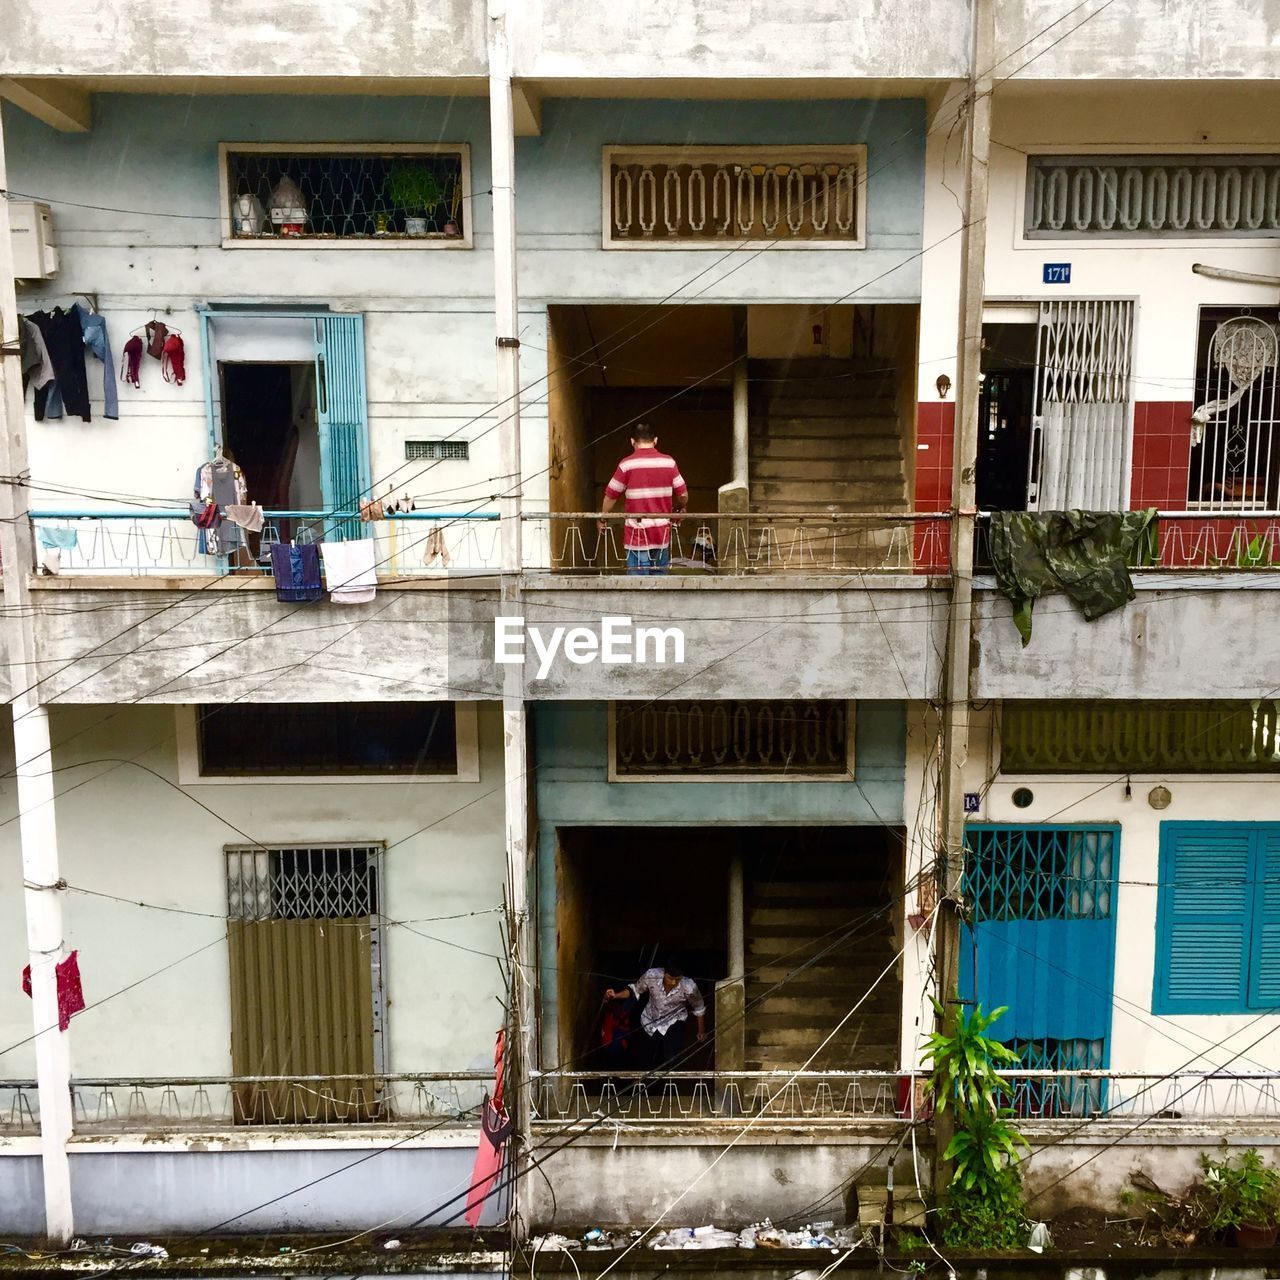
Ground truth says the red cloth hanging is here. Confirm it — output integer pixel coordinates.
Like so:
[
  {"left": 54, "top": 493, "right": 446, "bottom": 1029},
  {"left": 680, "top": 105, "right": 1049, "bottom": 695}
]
[
  {"left": 465, "top": 1029, "right": 509, "bottom": 1227},
  {"left": 20, "top": 950, "right": 86, "bottom": 1031},
  {"left": 162, "top": 334, "right": 186, "bottom": 385}
]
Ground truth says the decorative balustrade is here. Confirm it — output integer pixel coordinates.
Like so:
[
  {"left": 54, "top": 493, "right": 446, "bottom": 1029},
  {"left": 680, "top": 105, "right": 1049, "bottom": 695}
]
[
  {"left": 536, "top": 512, "right": 949, "bottom": 575},
  {"left": 0, "top": 1073, "right": 491, "bottom": 1133},
  {"left": 5, "top": 1068, "right": 1279, "bottom": 1134},
  {"left": 605, "top": 147, "right": 865, "bottom": 246},
  {"left": 1026, "top": 154, "right": 1280, "bottom": 239},
  {"left": 530, "top": 1069, "right": 1280, "bottom": 1127}
]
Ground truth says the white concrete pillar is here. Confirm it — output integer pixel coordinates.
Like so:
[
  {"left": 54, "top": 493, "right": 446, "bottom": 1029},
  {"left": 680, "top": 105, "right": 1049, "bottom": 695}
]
[
  {"left": 15, "top": 705, "right": 75, "bottom": 1243},
  {"left": 489, "top": 0, "right": 534, "bottom": 1234},
  {"left": 0, "top": 105, "right": 75, "bottom": 1242}
]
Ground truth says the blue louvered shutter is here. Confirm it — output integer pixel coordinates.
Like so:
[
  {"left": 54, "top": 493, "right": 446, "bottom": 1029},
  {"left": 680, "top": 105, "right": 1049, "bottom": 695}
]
[
  {"left": 1248, "top": 828, "right": 1280, "bottom": 1008},
  {"left": 1155, "top": 824, "right": 1252, "bottom": 1013},
  {"left": 315, "top": 315, "right": 372, "bottom": 542}
]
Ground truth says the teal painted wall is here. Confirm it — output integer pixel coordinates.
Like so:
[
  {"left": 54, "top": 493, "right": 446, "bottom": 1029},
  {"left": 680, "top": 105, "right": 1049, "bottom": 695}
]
[{"left": 533, "top": 700, "right": 907, "bottom": 1057}]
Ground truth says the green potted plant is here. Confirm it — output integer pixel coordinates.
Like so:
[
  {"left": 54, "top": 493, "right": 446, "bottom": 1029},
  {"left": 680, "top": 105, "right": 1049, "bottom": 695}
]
[
  {"left": 388, "top": 162, "right": 443, "bottom": 237},
  {"left": 1200, "top": 1148, "right": 1280, "bottom": 1247}
]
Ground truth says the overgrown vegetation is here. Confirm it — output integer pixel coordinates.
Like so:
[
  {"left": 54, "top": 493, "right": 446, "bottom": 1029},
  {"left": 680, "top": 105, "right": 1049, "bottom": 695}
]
[
  {"left": 923, "top": 1001, "right": 1029, "bottom": 1250},
  {"left": 1199, "top": 1148, "right": 1280, "bottom": 1234}
]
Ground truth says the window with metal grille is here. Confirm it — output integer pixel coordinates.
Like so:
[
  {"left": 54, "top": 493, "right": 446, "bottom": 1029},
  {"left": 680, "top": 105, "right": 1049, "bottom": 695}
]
[
  {"left": 1005, "top": 1038, "right": 1106, "bottom": 1117},
  {"left": 1001, "top": 700, "right": 1280, "bottom": 773},
  {"left": 612, "top": 700, "right": 851, "bottom": 776},
  {"left": 227, "top": 845, "right": 381, "bottom": 922},
  {"left": 1025, "top": 155, "right": 1280, "bottom": 239},
  {"left": 1189, "top": 307, "right": 1280, "bottom": 510},
  {"left": 604, "top": 146, "right": 865, "bottom": 247},
  {"left": 221, "top": 144, "right": 469, "bottom": 244},
  {"left": 965, "top": 825, "right": 1115, "bottom": 922},
  {"left": 198, "top": 702, "right": 458, "bottom": 776},
  {"left": 405, "top": 439, "right": 469, "bottom": 461}
]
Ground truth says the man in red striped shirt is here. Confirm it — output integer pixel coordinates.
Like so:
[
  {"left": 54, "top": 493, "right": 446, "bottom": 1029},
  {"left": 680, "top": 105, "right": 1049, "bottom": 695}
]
[{"left": 598, "top": 423, "right": 688, "bottom": 575}]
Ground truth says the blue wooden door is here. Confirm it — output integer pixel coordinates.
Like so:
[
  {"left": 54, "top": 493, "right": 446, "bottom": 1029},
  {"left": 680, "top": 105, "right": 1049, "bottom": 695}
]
[
  {"left": 960, "top": 824, "right": 1119, "bottom": 1114},
  {"left": 315, "top": 315, "right": 372, "bottom": 541}
]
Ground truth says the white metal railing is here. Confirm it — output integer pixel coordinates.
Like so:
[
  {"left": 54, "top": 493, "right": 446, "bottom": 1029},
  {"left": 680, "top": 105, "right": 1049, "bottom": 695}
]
[
  {"left": 0, "top": 1073, "right": 493, "bottom": 1133},
  {"left": 605, "top": 147, "right": 864, "bottom": 246},
  {"left": 530, "top": 1070, "right": 1280, "bottom": 1127},
  {"left": 1026, "top": 155, "right": 1280, "bottom": 238},
  {"left": 533, "top": 512, "right": 948, "bottom": 575}
]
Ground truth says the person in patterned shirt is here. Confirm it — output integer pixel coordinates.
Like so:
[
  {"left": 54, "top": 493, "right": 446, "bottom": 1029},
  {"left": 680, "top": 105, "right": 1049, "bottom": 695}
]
[
  {"left": 598, "top": 423, "right": 688, "bottom": 576},
  {"left": 604, "top": 958, "right": 706, "bottom": 1069}
]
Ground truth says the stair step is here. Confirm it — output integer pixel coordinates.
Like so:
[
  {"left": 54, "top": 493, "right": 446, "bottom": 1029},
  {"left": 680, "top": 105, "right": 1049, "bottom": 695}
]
[
  {"left": 747, "top": 1011, "right": 900, "bottom": 1032},
  {"left": 752, "top": 439, "right": 904, "bottom": 462},
  {"left": 752, "top": 399, "right": 897, "bottom": 419},
  {"left": 748, "top": 906, "right": 871, "bottom": 926},
  {"left": 750, "top": 357, "right": 892, "bottom": 375},
  {"left": 751, "top": 459, "right": 906, "bottom": 482}
]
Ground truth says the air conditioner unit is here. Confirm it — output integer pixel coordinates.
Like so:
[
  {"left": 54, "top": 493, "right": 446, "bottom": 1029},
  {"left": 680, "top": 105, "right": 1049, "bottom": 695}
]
[{"left": 10, "top": 201, "right": 59, "bottom": 281}]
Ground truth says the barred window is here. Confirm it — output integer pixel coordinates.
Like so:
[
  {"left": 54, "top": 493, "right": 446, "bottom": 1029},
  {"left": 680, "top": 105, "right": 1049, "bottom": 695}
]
[
  {"left": 612, "top": 700, "right": 852, "bottom": 777},
  {"left": 222, "top": 144, "right": 470, "bottom": 245},
  {"left": 198, "top": 703, "right": 458, "bottom": 776},
  {"left": 965, "top": 825, "right": 1116, "bottom": 922},
  {"left": 605, "top": 146, "right": 865, "bottom": 247},
  {"left": 1001, "top": 700, "right": 1280, "bottom": 773},
  {"left": 1025, "top": 154, "right": 1280, "bottom": 239},
  {"left": 405, "top": 439, "right": 470, "bottom": 461},
  {"left": 227, "top": 845, "right": 381, "bottom": 922}
]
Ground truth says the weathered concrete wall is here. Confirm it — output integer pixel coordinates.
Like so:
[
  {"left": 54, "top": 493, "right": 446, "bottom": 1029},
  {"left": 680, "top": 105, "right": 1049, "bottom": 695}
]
[
  {"left": 6, "top": 0, "right": 1278, "bottom": 83},
  {"left": 66, "top": 1139, "right": 502, "bottom": 1233},
  {"left": 0, "top": 702, "right": 507, "bottom": 1081},
  {"left": 1, "top": 0, "right": 487, "bottom": 79},
  {"left": 23, "top": 579, "right": 948, "bottom": 704},
  {"left": 0, "top": 1146, "right": 43, "bottom": 1235},
  {"left": 973, "top": 578, "right": 1280, "bottom": 700}
]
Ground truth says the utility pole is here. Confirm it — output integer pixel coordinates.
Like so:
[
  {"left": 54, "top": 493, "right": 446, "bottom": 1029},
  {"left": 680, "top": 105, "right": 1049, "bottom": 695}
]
[
  {"left": 0, "top": 113, "right": 75, "bottom": 1242},
  {"left": 488, "top": 0, "right": 535, "bottom": 1239},
  {"left": 933, "top": 0, "right": 994, "bottom": 1193}
]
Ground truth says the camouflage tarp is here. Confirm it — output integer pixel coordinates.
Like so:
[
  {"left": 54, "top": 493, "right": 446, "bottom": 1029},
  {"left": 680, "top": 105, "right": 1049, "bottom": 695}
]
[{"left": 987, "top": 509, "right": 1158, "bottom": 646}]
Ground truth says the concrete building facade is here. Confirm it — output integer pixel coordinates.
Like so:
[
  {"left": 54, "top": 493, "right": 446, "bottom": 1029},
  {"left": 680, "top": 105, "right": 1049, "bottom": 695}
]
[{"left": 1, "top": 0, "right": 1280, "bottom": 1258}]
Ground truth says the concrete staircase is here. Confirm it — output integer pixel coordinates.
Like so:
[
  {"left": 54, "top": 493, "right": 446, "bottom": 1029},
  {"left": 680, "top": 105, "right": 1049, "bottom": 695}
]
[
  {"left": 743, "top": 849, "right": 900, "bottom": 1072},
  {"left": 748, "top": 357, "right": 910, "bottom": 516}
]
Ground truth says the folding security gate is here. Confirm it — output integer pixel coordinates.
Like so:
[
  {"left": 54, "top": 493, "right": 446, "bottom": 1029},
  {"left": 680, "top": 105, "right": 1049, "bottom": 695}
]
[
  {"left": 227, "top": 845, "right": 385, "bottom": 1123},
  {"left": 1027, "top": 300, "right": 1134, "bottom": 511},
  {"left": 961, "top": 824, "right": 1119, "bottom": 1115}
]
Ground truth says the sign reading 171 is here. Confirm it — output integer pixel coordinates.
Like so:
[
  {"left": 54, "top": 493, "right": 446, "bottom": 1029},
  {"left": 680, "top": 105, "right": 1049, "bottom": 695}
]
[{"left": 1043, "top": 262, "right": 1072, "bottom": 284}]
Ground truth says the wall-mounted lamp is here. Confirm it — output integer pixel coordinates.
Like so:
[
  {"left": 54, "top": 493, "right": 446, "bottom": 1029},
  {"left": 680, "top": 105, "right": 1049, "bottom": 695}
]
[{"left": 936, "top": 374, "right": 952, "bottom": 400}]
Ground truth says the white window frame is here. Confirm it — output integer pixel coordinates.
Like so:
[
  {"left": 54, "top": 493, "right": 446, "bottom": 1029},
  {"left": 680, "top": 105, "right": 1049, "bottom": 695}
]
[
  {"left": 218, "top": 142, "right": 473, "bottom": 250},
  {"left": 606, "top": 700, "right": 856, "bottom": 783},
  {"left": 601, "top": 145, "right": 868, "bottom": 251},
  {"left": 1012, "top": 143, "right": 1280, "bottom": 252},
  {"left": 176, "top": 702, "right": 480, "bottom": 785}
]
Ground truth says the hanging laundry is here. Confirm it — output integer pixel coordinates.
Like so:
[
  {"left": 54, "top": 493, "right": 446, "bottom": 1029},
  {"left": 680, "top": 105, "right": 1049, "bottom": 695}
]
[
  {"left": 20, "top": 317, "right": 55, "bottom": 395},
  {"left": 320, "top": 539, "right": 378, "bottom": 604},
  {"left": 465, "top": 1030, "right": 509, "bottom": 1228},
  {"left": 270, "top": 542, "right": 323, "bottom": 603},
  {"left": 224, "top": 504, "right": 265, "bottom": 534},
  {"left": 423, "top": 526, "right": 451, "bottom": 568},
  {"left": 78, "top": 309, "right": 118, "bottom": 420},
  {"left": 145, "top": 319, "right": 168, "bottom": 360},
  {"left": 162, "top": 333, "right": 186, "bottom": 385},
  {"left": 360, "top": 498, "right": 385, "bottom": 522},
  {"left": 28, "top": 307, "right": 91, "bottom": 422},
  {"left": 36, "top": 526, "right": 79, "bottom": 552},
  {"left": 21, "top": 950, "right": 87, "bottom": 1031},
  {"left": 121, "top": 335, "right": 144, "bottom": 387},
  {"left": 196, "top": 455, "right": 248, "bottom": 556}
]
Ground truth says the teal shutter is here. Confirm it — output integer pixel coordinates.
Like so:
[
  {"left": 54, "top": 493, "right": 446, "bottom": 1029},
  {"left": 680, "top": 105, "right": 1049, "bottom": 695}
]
[
  {"left": 315, "top": 315, "right": 372, "bottom": 542},
  {"left": 1248, "top": 828, "right": 1280, "bottom": 1007},
  {"left": 1155, "top": 824, "right": 1252, "bottom": 1013}
]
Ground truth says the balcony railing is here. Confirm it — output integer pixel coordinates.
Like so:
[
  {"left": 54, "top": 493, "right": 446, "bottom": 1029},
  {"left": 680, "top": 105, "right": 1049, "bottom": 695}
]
[
  {"left": 32, "top": 510, "right": 1280, "bottom": 579},
  {"left": 534, "top": 512, "right": 950, "bottom": 575},
  {"left": 531, "top": 1069, "right": 1280, "bottom": 1128},
  {"left": 0, "top": 1072, "right": 492, "bottom": 1133},
  {"left": 977, "top": 511, "right": 1280, "bottom": 572}
]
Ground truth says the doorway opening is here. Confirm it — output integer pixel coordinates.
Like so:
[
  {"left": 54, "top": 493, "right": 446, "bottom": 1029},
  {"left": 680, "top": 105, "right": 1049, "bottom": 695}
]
[
  {"left": 220, "top": 362, "right": 321, "bottom": 546},
  {"left": 552, "top": 825, "right": 901, "bottom": 1076},
  {"left": 977, "top": 321, "right": 1037, "bottom": 513}
]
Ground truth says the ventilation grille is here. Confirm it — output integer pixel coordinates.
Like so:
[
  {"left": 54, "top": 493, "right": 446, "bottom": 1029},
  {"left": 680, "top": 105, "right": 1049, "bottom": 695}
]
[{"left": 405, "top": 439, "right": 469, "bottom": 461}]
